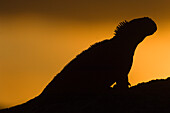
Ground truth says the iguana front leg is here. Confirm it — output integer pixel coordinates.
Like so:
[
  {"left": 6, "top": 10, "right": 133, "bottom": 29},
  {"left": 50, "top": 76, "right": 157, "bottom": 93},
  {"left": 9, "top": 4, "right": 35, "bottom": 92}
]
[{"left": 114, "top": 75, "right": 130, "bottom": 89}]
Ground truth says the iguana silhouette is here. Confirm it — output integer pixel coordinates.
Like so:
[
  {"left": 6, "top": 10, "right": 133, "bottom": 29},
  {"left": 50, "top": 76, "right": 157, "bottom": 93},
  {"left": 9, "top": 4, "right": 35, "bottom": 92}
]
[{"left": 41, "top": 17, "right": 157, "bottom": 96}]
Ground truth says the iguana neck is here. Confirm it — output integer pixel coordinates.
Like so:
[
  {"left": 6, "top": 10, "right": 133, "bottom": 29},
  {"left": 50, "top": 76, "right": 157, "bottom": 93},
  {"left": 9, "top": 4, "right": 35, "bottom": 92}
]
[{"left": 112, "top": 35, "right": 146, "bottom": 49}]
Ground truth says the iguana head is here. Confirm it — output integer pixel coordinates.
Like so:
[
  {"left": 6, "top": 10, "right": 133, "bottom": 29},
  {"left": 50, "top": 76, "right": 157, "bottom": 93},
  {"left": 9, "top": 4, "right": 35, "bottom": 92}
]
[
  {"left": 114, "top": 17, "right": 157, "bottom": 43},
  {"left": 128, "top": 17, "right": 157, "bottom": 36}
]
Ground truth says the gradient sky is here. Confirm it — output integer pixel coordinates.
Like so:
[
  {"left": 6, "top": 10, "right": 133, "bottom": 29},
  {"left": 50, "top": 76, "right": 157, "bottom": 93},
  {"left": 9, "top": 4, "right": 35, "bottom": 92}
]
[{"left": 1, "top": 0, "right": 170, "bottom": 109}]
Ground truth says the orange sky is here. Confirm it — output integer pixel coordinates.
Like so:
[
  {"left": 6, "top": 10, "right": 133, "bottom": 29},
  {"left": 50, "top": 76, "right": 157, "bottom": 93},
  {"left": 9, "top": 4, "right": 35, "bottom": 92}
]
[{"left": 1, "top": 0, "right": 170, "bottom": 109}]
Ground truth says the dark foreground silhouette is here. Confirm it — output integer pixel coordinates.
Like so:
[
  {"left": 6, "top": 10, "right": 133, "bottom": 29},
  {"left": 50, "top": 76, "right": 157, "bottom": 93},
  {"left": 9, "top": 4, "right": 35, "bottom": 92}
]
[
  {"left": 41, "top": 17, "right": 157, "bottom": 97},
  {"left": 1, "top": 78, "right": 170, "bottom": 113},
  {"left": 0, "top": 17, "right": 159, "bottom": 113}
]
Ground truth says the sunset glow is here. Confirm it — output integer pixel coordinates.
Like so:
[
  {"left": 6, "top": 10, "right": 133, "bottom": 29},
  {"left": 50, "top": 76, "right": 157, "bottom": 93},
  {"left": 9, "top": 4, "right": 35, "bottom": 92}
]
[{"left": 1, "top": 0, "right": 170, "bottom": 109}]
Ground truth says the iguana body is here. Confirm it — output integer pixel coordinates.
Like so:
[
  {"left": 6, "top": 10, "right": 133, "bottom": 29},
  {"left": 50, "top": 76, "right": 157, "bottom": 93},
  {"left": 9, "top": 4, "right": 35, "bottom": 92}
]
[{"left": 41, "top": 17, "right": 157, "bottom": 96}]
